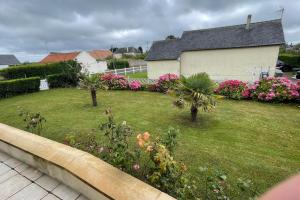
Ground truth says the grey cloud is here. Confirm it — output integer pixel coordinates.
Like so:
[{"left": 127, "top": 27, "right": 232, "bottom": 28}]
[{"left": 0, "top": 0, "right": 299, "bottom": 62}]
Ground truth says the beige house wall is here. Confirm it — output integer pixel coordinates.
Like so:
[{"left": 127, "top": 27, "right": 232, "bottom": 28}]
[
  {"left": 180, "top": 46, "right": 280, "bottom": 82},
  {"left": 147, "top": 60, "right": 180, "bottom": 79}
]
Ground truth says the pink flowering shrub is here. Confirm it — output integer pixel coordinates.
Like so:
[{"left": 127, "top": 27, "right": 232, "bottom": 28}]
[
  {"left": 214, "top": 80, "right": 248, "bottom": 100},
  {"left": 129, "top": 80, "right": 142, "bottom": 91},
  {"left": 247, "top": 77, "right": 299, "bottom": 102},
  {"left": 100, "top": 73, "right": 128, "bottom": 90},
  {"left": 157, "top": 73, "right": 180, "bottom": 92}
]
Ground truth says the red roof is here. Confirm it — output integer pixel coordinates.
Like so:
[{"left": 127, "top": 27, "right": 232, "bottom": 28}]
[
  {"left": 89, "top": 50, "right": 112, "bottom": 60},
  {"left": 40, "top": 52, "right": 80, "bottom": 64}
]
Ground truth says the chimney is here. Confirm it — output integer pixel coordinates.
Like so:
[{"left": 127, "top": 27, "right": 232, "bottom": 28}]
[{"left": 246, "top": 14, "right": 251, "bottom": 30}]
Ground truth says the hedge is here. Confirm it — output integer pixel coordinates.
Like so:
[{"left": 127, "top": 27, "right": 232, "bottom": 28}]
[
  {"left": 0, "top": 62, "right": 72, "bottom": 79},
  {"left": 47, "top": 73, "right": 78, "bottom": 88},
  {"left": 0, "top": 77, "right": 40, "bottom": 98},
  {"left": 108, "top": 59, "right": 129, "bottom": 69},
  {"left": 279, "top": 54, "right": 300, "bottom": 67}
]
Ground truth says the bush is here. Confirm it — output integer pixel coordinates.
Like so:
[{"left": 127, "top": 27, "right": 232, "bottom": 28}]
[
  {"left": 246, "top": 77, "right": 299, "bottom": 102},
  {"left": 107, "top": 59, "right": 129, "bottom": 69},
  {"left": 157, "top": 73, "right": 180, "bottom": 93},
  {"left": 279, "top": 54, "right": 300, "bottom": 67},
  {"left": 100, "top": 73, "right": 128, "bottom": 89},
  {"left": 0, "top": 61, "right": 79, "bottom": 79},
  {"left": 47, "top": 73, "right": 78, "bottom": 88},
  {"left": 214, "top": 80, "right": 248, "bottom": 100},
  {"left": 0, "top": 77, "right": 40, "bottom": 98},
  {"left": 129, "top": 80, "right": 142, "bottom": 91}
]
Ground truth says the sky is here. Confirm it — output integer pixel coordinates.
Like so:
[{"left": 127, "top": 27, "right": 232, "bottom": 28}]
[{"left": 0, "top": 0, "right": 299, "bottom": 62}]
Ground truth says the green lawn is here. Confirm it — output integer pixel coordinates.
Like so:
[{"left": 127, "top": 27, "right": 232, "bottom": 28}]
[
  {"left": 126, "top": 72, "right": 148, "bottom": 78},
  {"left": 0, "top": 88, "right": 299, "bottom": 195}
]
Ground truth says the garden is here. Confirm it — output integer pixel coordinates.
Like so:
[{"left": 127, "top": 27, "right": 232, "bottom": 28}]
[{"left": 0, "top": 63, "right": 299, "bottom": 199}]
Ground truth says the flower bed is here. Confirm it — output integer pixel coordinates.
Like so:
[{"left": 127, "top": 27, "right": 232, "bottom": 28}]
[
  {"left": 100, "top": 73, "right": 128, "bottom": 89},
  {"left": 214, "top": 80, "right": 248, "bottom": 100},
  {"left": 215, "top": 77, "right": 300, "bottom": 102}
]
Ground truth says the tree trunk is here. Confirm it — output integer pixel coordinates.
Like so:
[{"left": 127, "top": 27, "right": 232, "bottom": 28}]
[
  {"left": 90, "top": 88, "right": 97, "bottom": 106},
  {"left": 190, "top": 105, "right": 198, "bottom": 122}
]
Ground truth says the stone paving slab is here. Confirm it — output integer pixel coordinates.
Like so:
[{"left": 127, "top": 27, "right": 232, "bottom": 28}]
[{"left": 0, "top": 151, "right": 89, "bottom": 200}]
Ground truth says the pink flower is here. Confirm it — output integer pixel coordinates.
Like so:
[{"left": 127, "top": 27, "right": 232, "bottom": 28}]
[
  {"left": 129, "top": 80, "right": 142, "bottom": 91},
  {"left": 133, "top": 163, "right": 140, "bottom": 171}
]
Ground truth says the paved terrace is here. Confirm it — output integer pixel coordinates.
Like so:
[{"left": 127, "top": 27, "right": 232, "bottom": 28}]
[{"left": 0, "top": 151, "right": 88, "bottom": 200}]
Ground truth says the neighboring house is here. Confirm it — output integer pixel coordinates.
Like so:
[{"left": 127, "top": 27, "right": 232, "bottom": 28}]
[
  {"left": 113, "top": 47, "right": 141, "bottom": 59},
  {"left": 40, "top": 51, "right": 107, "bottom": 73},
  {"left": 89, "top": 50, "right": 112, "bottom": 60},
  {"left": 146, "top": 16, "right": 285, "bottom": 82},
  {"left": 0, "top": 55, "right": 20, "bottom": 70}
]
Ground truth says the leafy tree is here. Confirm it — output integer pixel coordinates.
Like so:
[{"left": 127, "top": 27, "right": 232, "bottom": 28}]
[
  {"left": 79, "top": 73, "right": 102, "bottom": 106},
  {"left": 165, "top": 35, "right": 177, "bottom": 40},
  {"left": 138, "top": 46, "right": 143, "bottom": 53},
  {"left": 171, "top": 73, "right": 216, "bottom": 121}
]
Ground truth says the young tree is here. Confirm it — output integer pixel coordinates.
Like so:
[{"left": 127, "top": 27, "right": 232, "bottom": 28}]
[
  {"left": 138, "top": 46, "right": 143, "bottom": 53},
  {"left": 171, "top": 73, "right": 216, "bottom": 121},
  {"left": 79, "top": 74, "right": 102, "bottom": 106}
]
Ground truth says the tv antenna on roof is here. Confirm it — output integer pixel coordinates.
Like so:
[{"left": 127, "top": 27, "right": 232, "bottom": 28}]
[{"left": 276, "top": 7, "right": 285, "bottom": 20}]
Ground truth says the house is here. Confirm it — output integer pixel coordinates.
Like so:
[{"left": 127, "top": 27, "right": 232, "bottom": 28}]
[
  {"left": 146, "top": 15, "right": 285, "bottom": 82},
  {"left": 89, "top": 50, "right": 112, "bottom": 60},
  {"left": 40, "top": 51, "right": 107, "bottom": 73},
  {"left": 113, "top": 47, "right": 141, "bottom": 58},
  {"left": 0, "top": 55, "right": 20, "bottom": 69}
]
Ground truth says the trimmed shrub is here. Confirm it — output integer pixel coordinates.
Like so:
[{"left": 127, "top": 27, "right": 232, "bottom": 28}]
[
  {"left": 279, "top": 54, "right": 300, "bottom": 67},
  {"left": 100, "top": 73, "right": 128, "bottom": 89},
  {"left": 107, "top": 59, "right": 129, "bottom": 69},
  {"left": 157, "top": 73, "right": 180, "bottom": 92},
  {"left": 129, "top": 80, "right": 142, "bottom": 91},
  {"left": 0, "top": 77, "right": 40, "bottom": 98},
  {"left": 47, "top": 73, "right": 78, "bottom": 88},
  {"left": 0, "top": 61, "right": 79, "bottom": 79},
  {"left": 246, "top": 77, "right": 299, "bottom": 102},
  {"left": 214, "top": 80, "right": 248, "bottom": 100}
]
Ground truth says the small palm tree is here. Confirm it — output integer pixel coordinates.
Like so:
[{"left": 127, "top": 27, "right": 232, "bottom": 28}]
[
  {"left": 171, "top": 73, "right": 216, "bottom": 121},
  {"left": 80, "top": 74, "right": 102, "bottom": 106}
]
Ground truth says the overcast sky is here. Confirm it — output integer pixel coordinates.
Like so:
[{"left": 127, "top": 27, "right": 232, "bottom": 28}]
[{"left": 0, "top": 0, "right": 299, "bottom": 62}]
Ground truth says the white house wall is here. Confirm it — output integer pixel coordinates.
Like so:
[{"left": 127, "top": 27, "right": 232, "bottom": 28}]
[
  {"left": 76, "top": 51, "right": 107, "bottom": 74},
  {"left": 147, "top": 60, "right": 180, "bottom": 79},
  {"left": 180, "top": 45, "right": 280, "bottom": 82}
]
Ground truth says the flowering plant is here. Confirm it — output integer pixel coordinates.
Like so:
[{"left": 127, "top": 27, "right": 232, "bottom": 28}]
[
  {"left": 247, "top": 77, "right": 299, "bottom": 102},
  {"left": 100, "top": 73, "right": 128, "bottom": 90},
  {"left": 214, "top": 80, "right": 249, "bottom": 100},
  {"left": 157, "top": 73, "right": 180, "bottom": 92},
  {"left": 129, "top": 80, "right": 142, "bottom": 91}
]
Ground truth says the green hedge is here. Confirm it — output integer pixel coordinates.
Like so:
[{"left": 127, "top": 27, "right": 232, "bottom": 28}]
[
  {"left": 0, "top": 77, "right": 40, "bottom": 98},
  {"left": 108, "top": 59, "right": 129, "bottom": 69},
  {"left": 0, "top": 62, "right": 73, "bottom": 79},
  {"left": 47, "top": 73, "right": 78, "bottom": 88},
  {"left": 279, "top": 54, "right": 300, "bottom": 67}
]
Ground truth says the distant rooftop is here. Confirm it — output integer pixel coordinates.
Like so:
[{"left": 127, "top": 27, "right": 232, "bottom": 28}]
[
  {"left": 0, "top": 55, "right": 20, "bottom": 65},
  {"left": 89, "top": 50, "right": 112, "bottom": 60},
  {"left": 146, "top": 19, "right": 285, "bottom": 61},
  {"left": 40, "top": 52, "right": 80, "bottom": 64}
]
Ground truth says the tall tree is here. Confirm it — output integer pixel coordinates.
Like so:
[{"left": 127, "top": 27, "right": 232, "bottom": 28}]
[{"left": 138, "top": 46, "right": 143, "bottom": 53}]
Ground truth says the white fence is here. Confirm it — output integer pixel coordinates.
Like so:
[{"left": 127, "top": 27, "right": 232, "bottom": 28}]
[{"left": 105, "top": 66, "right": 147, "bottom": 75}]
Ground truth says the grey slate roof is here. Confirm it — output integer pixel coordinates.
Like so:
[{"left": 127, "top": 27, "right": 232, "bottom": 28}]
[
  {"left": 115, "top": 47, "right": 140, "bottom": 54},
  {"left": 145, "top": 19, "right": 285, "bottom": 61},
  {"left": 0, "top": 55, "right": 20, "bottom": 65}
]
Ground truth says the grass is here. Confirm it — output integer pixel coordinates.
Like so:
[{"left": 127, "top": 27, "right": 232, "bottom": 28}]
[
  {"left": 126, "top": 72, "right": 148, "bottom": 78},
  {"left": 0, "top": 88, "right": 299, "bottom": 195}
]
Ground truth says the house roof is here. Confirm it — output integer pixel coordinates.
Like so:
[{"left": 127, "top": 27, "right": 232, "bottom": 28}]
[
  {"left": 146, "top": 19, "right": 285, "bottom": 61},
  {"left": 89, "top": 50, "right": 112, "bottom": 60},
  {"left": 114, "top": 47, "right": 140, "bottom": 54},
  {"left": 40, "top": 52, "right": 80, "bottom": 64},
  {"left": 0, "top": 55, "right": 20, "bottom": 65}
]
